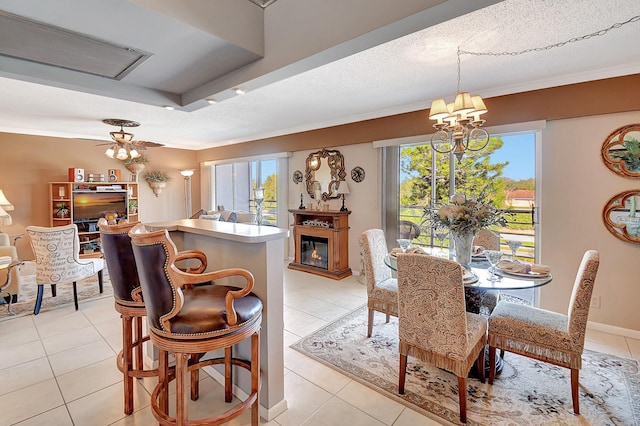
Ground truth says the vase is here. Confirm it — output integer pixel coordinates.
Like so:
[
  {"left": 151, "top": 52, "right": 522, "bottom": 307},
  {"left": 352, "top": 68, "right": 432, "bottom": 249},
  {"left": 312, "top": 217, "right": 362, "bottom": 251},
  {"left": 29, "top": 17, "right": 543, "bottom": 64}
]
[
  {"left": 451, "top": 230, "right": 475, "bottom": 266},
  {"left": 148, "top": 181, "right": 166, "bottom": 197}
]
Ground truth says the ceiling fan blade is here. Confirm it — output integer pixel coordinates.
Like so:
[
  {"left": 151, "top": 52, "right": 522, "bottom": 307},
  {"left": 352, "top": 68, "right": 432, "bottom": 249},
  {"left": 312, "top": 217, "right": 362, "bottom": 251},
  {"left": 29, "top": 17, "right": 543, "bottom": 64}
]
[{"left": 132, "top": 140, "right": 165, "bottom": 147}]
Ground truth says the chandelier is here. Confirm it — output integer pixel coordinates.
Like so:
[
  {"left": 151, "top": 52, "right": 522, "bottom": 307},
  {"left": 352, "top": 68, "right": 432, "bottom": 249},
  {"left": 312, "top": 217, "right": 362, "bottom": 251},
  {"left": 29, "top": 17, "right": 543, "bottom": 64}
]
[
  {"left": 104, "top": 122, "right": 140, "bottom": 160},
  {"left": 429, "top": 47, "right": 489, "bottom": 162}
]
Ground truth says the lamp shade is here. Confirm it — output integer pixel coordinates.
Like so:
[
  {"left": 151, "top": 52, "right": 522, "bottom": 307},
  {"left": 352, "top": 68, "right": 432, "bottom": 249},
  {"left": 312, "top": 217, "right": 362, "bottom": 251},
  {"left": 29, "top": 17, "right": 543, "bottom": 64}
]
[
  {"left": 337, "top": 181, "right": 350, "bottom": 195},
  {"left": 0, "top": 189, "right": 14, "bottom": 211},
  {"left": 180, "top": 169, "right": 195, "bottom": 177},
  {"left": 429, "top": 98, "right": 450, "bottom": 120},
  {"left": 0, "top": 205, "right": 11, "bottom": 226}
]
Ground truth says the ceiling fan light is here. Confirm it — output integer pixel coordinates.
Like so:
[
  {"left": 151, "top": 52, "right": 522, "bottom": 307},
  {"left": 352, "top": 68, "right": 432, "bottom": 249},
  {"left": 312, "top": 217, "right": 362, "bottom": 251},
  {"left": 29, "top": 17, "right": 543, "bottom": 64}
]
[
  {"left": 116, "top": 147, "right": 128, "bottom": 160},
  {"left": 105, "top": 146, "right": 115, "bottom": 158},
  {"left": 129, "top": 148, "right": 140, "bottom": 158}
]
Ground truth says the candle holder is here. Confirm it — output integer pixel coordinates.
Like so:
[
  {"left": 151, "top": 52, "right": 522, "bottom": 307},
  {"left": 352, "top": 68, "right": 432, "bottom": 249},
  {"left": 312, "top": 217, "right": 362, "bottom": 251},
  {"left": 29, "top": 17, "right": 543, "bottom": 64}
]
[{"left": 254, "top": 188, "right": 264, "bottom": 226}]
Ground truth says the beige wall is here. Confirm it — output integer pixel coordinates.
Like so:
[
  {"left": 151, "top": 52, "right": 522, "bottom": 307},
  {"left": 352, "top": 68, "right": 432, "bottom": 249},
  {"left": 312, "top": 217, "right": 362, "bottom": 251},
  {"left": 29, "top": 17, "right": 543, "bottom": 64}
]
[
  {"left": 540, "top": 111, "right": 640, "bottom": 332},
  {"left": 0, "top": 134, "right": 199, "bottom": 260}
]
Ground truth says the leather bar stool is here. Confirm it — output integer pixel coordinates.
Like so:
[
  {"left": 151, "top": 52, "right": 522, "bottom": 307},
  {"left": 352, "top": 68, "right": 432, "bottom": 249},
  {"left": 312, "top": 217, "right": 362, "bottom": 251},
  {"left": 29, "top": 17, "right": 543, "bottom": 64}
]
[
  {"left": 129, "top": 224, "right": 262, "bottom": 426},
  {"left": 100, "top": 221, "right": 209, "bottom": 414}
]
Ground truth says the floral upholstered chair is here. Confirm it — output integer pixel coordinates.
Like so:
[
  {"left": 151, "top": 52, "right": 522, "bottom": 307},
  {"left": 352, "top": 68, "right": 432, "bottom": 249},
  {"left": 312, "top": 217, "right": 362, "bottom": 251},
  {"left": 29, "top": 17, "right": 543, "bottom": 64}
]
[
  {"left": 361, "top": 229, "right": 398, "bottom": 338},
  {"left": 396, "top": 253, "right": 487, "bottom": 424},
  {"left": 26, "top": 224, "right": 104, "bottom": 314},
  {"left": 488, "top": 250, "right": 600, "bottom": 414}
]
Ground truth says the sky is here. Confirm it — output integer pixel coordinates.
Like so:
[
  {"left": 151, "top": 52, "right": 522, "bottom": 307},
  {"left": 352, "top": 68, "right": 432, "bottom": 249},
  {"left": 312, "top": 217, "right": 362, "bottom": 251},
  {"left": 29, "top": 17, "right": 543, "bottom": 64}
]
[{"left": 490, "top": 133, "right": 535, "bottom": 181}]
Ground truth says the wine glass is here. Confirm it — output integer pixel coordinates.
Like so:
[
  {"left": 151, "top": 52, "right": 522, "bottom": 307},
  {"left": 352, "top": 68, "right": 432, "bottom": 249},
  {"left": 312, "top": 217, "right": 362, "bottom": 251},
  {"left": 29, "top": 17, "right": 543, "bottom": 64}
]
[
  {"left": 434, "top": 226, "right": 448, "bottom": 256},
  {"left": 505, "top": 239, "right": 523, "bottom": 262},
  {"left": 484, "top": 250, "right": 503, "bottom": 281},
  {"left": 397, "top": 239, "right": 411, "bottom": 253}
]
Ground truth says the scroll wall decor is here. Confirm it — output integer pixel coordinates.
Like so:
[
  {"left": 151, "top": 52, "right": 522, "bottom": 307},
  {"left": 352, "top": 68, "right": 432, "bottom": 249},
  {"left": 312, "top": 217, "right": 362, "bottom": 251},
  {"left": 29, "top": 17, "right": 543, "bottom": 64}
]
[
  {"left": 601, "top": 123, "right": 640, "bottom": 178},
  {"left": 602, "top": 190, "right": 640, "bottom": 244}
]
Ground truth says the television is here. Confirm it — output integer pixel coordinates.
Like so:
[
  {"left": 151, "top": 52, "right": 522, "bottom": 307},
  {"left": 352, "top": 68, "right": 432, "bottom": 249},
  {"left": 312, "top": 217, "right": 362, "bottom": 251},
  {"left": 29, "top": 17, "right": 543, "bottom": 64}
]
[{"left": 73, "top": 191, "right": 127, "bottom": 231}]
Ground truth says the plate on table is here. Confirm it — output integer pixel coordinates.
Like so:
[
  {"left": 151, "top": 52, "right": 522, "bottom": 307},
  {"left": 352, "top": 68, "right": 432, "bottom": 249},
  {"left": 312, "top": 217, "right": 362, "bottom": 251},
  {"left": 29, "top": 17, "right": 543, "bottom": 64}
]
[
  {"left": 495, "top": 267, "right": 550, "bottom": 278},
  {"left": 462, "top": 269, "right": 479, "bottom": 284}
]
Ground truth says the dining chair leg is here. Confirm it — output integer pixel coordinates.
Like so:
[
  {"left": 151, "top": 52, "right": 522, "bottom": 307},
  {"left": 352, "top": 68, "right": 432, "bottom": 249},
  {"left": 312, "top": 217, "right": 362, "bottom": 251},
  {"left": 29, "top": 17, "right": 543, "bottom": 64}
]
[
  {"left": 488, "top": 346, "right": 496, "bottom": 384},
  {"left": 458, "top": 376, "right": 467, "bottom": 423},
  {"left": 51, "top": 284, "right": 57, "bottom": 297},
  {"left": 385, "top": 313, "right": 390, "bottom": 323},
  {"left": 34, "top": 284, "right": 44, "bottom": 315},
  {"left": 367, "top": 308, "right": 374, "bottom": 338},
  {"left": 398, "top": 354, "right": 407, "bottom": 394},
  {"left": 476, "top": 347, "right": 485, "bottom": 383},
  {"left": 98, "top": 270, "right": 103, "bottom": 293},
  {"left": 571, "top": 368, "right": 580, "bottom": 414},
  {"left": 72, "top": 282, "right": 79, "bottom": 310}
]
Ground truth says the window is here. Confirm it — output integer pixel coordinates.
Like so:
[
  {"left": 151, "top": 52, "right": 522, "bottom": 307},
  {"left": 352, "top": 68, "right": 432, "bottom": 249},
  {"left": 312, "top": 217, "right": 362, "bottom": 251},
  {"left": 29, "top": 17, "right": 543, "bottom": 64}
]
[{"left": 207, "top": 154, "right": 290, "bottom": 227}]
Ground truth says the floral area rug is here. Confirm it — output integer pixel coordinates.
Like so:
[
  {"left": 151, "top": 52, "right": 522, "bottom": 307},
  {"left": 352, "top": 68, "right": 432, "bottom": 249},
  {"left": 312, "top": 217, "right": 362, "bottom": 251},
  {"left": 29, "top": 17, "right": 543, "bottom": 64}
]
[
  {"left": 291, "top": 305, "right": 640, "bottom": 425},
  {"left": 0, "top": 261, "right": 113, "bottom": 320}
]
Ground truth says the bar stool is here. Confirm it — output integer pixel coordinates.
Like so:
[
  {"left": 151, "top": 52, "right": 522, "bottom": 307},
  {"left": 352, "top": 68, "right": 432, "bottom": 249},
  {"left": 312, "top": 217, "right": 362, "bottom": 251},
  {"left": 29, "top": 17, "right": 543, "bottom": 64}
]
[
  {"left": 100, "top": 221, "right": 209, "bottom": 414},
  {"left": 129, "top": 224, "right": 262, "bottom": 426}
]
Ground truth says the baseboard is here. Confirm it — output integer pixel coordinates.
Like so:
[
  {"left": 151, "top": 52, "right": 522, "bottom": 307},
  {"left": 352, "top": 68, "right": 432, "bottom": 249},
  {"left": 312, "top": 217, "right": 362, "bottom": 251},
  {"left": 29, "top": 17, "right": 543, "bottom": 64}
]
[
  {"left": 587, "top": 320, "right": 640, "bottom": 339},
  {"left": 202, "top": 365, "right": 288, "bottom": 421}
]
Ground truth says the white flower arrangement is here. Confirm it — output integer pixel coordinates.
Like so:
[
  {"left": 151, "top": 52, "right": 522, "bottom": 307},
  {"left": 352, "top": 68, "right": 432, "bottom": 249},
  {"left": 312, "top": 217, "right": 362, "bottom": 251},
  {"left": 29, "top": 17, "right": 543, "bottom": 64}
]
[{"left": 431, "top": 193, "right": 505, "bottom": 235}]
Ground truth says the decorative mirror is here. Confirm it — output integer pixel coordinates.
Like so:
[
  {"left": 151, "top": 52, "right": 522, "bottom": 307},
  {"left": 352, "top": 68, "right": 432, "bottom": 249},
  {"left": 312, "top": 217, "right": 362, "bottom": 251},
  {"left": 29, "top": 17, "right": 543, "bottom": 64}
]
[
  {"left": 602, "top": 190, "right": 640, "bottom": 244},
  {"left": 305, "top": 148, "right": 346, "bottom": 200},
  {"left": 601, "top": 123, "right": 640, "bottom": 178}
]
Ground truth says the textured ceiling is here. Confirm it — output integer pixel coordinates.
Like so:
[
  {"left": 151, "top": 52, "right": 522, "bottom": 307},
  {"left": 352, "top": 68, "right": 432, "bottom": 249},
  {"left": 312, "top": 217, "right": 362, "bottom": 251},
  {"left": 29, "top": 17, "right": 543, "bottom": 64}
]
[{"left": 0, "top": 0, "right": 638, "bottom": 151}]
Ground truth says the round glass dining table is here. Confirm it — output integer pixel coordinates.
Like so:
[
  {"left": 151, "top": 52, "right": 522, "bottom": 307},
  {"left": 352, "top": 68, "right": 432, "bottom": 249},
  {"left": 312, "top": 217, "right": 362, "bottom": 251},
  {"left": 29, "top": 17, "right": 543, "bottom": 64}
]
[{"left": 384, "top": 252, "right": 552, "bottom": 314}]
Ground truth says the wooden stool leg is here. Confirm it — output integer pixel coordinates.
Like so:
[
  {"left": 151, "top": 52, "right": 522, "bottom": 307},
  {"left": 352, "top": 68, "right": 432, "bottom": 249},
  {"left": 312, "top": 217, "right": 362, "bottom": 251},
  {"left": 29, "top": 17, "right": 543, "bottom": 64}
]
[
  {"left": 122, "top": 315, "right": 134, "bottom": 415},
  {"left": 134, "top": 317, "right": 143, "bottom": 371},
  {"left": 190, "top": 354, "right": 200, "bottom": 401},
  {"left": 158, "top": 349, "right": 169, "bottom": 416},
  {"left": 176, "top": 353, "right": 190, "bottom": 426},
  {"left": 225, "top": 347, "right": 233, "bottom": 403},
  {"left": 251, "top": 331, "right": 260, "bottom": 426}
]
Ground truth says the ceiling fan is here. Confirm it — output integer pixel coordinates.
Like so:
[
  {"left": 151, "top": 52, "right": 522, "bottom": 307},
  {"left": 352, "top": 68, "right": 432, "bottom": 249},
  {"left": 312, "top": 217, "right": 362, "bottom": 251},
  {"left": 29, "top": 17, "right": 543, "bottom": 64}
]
[{"left": 99, "top": 118, "right": 164, "bottom": 160}]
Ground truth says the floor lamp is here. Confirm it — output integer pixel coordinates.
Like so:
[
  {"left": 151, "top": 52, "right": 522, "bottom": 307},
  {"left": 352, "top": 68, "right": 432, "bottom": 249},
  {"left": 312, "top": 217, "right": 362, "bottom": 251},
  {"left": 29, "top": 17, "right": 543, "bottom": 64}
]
[
  {"left": 0, "top": 189, "right": 14, "bottom": 233},
  {"left": 180, "top": 169, "right": 195, "bottom": 219}
]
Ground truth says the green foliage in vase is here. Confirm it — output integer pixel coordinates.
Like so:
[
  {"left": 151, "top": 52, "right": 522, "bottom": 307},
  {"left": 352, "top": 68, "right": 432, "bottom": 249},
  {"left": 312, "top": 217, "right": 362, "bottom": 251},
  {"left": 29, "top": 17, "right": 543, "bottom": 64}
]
[
  {"left": 609, "top": 137, "right": 640, "bottom": 172},
  {"left": 143, "top": 170, "right": 171, "bottom": 182}
]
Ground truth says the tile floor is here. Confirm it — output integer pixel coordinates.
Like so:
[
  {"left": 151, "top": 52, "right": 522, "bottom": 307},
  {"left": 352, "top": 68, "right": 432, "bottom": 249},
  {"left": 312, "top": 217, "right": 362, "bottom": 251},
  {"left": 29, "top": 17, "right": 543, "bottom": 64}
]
[{"left": 1, "top": 264, "right": 639, "bottom": 425}]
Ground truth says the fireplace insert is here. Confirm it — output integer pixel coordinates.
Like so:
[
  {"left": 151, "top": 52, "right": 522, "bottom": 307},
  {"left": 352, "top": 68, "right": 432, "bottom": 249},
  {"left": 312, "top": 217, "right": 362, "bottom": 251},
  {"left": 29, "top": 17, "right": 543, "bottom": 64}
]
[{"left": 300, "top": 235, "right": 329, "bottom": 270}]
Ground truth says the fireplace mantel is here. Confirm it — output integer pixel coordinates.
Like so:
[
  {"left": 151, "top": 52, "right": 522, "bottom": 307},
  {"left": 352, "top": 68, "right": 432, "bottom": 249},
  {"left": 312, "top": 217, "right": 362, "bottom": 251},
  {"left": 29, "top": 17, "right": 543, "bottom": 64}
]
[{"left": 288, "top": 209, "right": 351, "bottom": 279}]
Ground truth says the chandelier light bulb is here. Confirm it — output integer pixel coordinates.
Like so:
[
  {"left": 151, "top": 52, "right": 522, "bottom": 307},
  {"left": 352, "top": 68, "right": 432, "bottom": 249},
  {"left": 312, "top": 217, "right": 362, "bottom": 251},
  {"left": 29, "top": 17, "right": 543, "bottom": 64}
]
[{"left": 116, "top": 147, "right": 128, "bottom": 160}]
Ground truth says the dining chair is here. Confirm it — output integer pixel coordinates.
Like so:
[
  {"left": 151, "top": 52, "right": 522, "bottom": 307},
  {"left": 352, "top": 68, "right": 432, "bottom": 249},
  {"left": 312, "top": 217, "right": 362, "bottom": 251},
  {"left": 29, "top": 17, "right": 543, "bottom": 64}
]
[
  {"left": 398, "top": 220, "right": 421, "bottom": 240},
  {"left": 361, "top": 229, "right": 398, "bottom": 338},
  {"left": 397, "top": 253, "right": 487, "bottom": 424},
  {"left": 0, "top": 242, "right": 22, "bottom": 311},
  {"left": 26, "top": 224, "right": 103, "bottom": 315},
  {"left": 488, "top": 250, "right": 600, "bottom": 414},
  {"left": 129, "top": 223, "right": 262, "bottom": 425}
]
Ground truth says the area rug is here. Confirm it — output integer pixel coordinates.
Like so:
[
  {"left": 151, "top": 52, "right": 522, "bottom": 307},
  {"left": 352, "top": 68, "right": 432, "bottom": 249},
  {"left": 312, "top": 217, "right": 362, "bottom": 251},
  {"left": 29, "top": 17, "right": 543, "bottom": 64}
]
[
  {"left": 291, "top": 305, "right": 640, "bottom": 426},
  {"left": 0, "top": 261, "right": 113, "bottom": 320}
]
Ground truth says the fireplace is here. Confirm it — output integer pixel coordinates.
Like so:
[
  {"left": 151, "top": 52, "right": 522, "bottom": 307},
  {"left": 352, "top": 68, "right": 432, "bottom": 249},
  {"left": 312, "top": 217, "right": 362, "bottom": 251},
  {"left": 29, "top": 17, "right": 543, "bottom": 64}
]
[
  {"left": 288, "top": 209, "right": 351, "bottom": 280},
  {"left": 301, "top": 235, "right": 329, "bottom": 269}
]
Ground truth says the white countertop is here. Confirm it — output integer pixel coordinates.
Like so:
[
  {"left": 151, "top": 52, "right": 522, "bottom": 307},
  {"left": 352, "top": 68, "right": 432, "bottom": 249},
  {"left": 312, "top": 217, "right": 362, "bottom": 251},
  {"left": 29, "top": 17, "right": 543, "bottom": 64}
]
[{"left": 146, "top": 219, "right": 289, "bottom": 243}]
